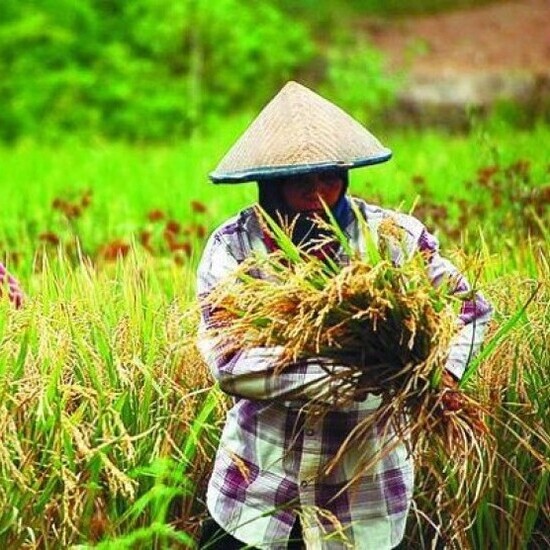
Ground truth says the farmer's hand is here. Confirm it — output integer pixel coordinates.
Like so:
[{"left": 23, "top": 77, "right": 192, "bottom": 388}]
[
  {"left": 440, "top": 369, "right": 463, "bottom": 411},
  {"left": 439, "top": 369, "right": 488, "bottom": 434}
]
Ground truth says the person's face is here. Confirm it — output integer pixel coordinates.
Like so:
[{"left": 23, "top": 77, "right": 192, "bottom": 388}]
[{"left": 280, "top": 171, "right": 345, "bottom": 213}]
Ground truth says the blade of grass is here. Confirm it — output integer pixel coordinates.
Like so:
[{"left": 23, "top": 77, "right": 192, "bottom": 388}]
[{"left": 460, "top": 282, "right": 541, "bottom": 387}]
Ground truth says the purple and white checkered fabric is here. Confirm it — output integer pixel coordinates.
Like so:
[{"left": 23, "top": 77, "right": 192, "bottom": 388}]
[
  {"left": 0, "top": 262, "right": 23, "bottom": 308},
  {"left": 197, "top": 197, "right": 491, "bottom": 549}
]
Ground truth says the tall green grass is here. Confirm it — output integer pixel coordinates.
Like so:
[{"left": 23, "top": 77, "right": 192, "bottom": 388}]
[
  {"left": 0, "top": 252, "right": 224, "bottom": 548},
  {"left": 1, "top": 122, "right": 549, "bottom": 276}
]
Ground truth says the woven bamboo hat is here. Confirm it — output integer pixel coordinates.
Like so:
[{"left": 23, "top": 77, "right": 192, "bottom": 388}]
[{"left": 209, "top": 81, "right": 391, "bottom": 184}]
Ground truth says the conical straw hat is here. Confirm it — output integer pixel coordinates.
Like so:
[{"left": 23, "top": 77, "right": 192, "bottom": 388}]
[{"left": 210, "top": 81, "right": 391, "bottom": 183}]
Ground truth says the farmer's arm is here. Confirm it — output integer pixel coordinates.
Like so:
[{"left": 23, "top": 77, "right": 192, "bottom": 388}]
[
  {"left": 0, "top": 262, "right": 23, "bottom": 308},
  {"left": 197, "top": 233, "right": 359, "bottom": 405},
  {"left": 418, "top": 228, "right": 492, "bottom": 380},
  {"left": 198, "top": 343, "right": 359, "bottom": 405}
]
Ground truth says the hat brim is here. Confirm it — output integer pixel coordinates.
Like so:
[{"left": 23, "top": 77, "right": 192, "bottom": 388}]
[{"left": 209, "top": 150, "right": 392, "bottom": 184}]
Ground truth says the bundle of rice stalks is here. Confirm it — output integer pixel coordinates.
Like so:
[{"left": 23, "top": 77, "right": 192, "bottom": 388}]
[{"left": 206, "top": 204, "right": 492, "bottom": 466}]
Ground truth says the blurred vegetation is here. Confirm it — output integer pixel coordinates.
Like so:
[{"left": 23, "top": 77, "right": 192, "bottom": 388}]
[
  {"left": 5, "top": 0, "right": 505, "bottom": 143},
  {"left": 0, "top": 0, "right": 532, "bottom": 143},
  {"left": 0, "top": 0, "right": 315, "bottom": 141},
  {"left": 2, "top": 121, "right": 549, "bottom": 276},
  {"left": 278, "top": 0, "right": 505, "bottom": 19}
]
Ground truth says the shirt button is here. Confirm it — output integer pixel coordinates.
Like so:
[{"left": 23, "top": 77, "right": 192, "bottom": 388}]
[
  {"left": 300, "top": 480, "right": 309, "bottom": 488},
  {"left": 305, "top": 428, "right": 315, "bottom": 436}
]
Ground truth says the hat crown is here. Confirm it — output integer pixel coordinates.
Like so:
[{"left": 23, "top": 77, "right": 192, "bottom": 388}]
[{"left": 210, "top": 81, "right": 391, "bottom": 183}]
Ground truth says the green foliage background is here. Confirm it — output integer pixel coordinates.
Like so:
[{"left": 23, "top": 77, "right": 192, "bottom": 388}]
[
  {"left": 1, "top": 0, "right": 515, "bottom": 142},
  {"left": 0, "top": 0, "right": 316, "bottom": 141}
]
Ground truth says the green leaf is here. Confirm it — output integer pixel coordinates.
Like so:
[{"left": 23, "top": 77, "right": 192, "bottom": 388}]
[{"left": 350, "top": 199, "right": 382, "bottom": 265}]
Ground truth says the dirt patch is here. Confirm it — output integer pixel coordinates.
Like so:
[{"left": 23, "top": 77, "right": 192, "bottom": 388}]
[
  {"left": 360, "top": 0, "right": 550, "bottom": 76},
  {"left": 355, "top": 0, "right": 550, "bottom": 120}
]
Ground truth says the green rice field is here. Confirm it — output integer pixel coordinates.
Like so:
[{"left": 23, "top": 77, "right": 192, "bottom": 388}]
[{"left": 0, "top": 119, "right": 549, "bottom": 548}]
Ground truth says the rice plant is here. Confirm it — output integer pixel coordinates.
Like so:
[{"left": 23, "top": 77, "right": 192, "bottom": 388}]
[
  {"left": 0, "top": 252, "right": 223, "bottom": 548},
  {"left": 407, "top": 245, "right": 550, "bottom": 548}
]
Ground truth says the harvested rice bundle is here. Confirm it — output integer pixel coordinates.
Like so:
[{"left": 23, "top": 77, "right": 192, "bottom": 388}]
[{"left": 207, "top": 205, "right": 491, "bottom": 462}]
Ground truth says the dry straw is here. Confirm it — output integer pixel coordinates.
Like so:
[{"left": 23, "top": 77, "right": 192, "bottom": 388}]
[{"left": 207, "top": 203, "right": 493, "bottom": 477}]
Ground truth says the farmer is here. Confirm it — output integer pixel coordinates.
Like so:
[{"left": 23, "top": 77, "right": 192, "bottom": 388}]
[
  {"left": 0, "top": 262, "right": 23, "bottom": 308},
  {"left": 197, "top": 81, "right": 491, "bottom": 549}
]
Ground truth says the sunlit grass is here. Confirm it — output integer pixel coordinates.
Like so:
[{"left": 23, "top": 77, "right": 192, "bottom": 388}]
[
  {"left": 0, "top": 252, "right": 223, "bottom": 547},
  {"left": 1, "top": 121, "right": 549, "bottom": 275}
]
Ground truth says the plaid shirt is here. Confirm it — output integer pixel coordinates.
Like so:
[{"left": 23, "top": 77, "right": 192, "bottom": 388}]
[
  {"left": 197, "top": 198, "right": 491, "bottom": 549},
  {"left": 0, "top": 262, "right": 23, "bottom": 308}
]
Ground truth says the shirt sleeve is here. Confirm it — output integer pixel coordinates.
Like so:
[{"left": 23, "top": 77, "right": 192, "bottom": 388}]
[
  {"left": 196, "top": 231, "right": 359, "bottom": 406},
  {"left": 0, "top": 263, "right": 23, "bottom": 308},
  {"left": 417, "top": 228, "right": 493, "bottom": 380}
]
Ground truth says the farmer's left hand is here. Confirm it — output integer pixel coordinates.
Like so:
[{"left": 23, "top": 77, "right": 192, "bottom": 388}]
[{"left": 440, "top": 370, "right": 463, "bottom": 411}]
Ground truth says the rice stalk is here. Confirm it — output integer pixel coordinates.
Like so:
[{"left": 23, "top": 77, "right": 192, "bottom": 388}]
[
  {"left": 409, "top": 248, "right": 549, "bottom": 548},
  {"left": 207, "top": 209, "right": 489, "bottom": 465},
  {"left": 0, "top": 251, "right": 217, "bottom": 547}
]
